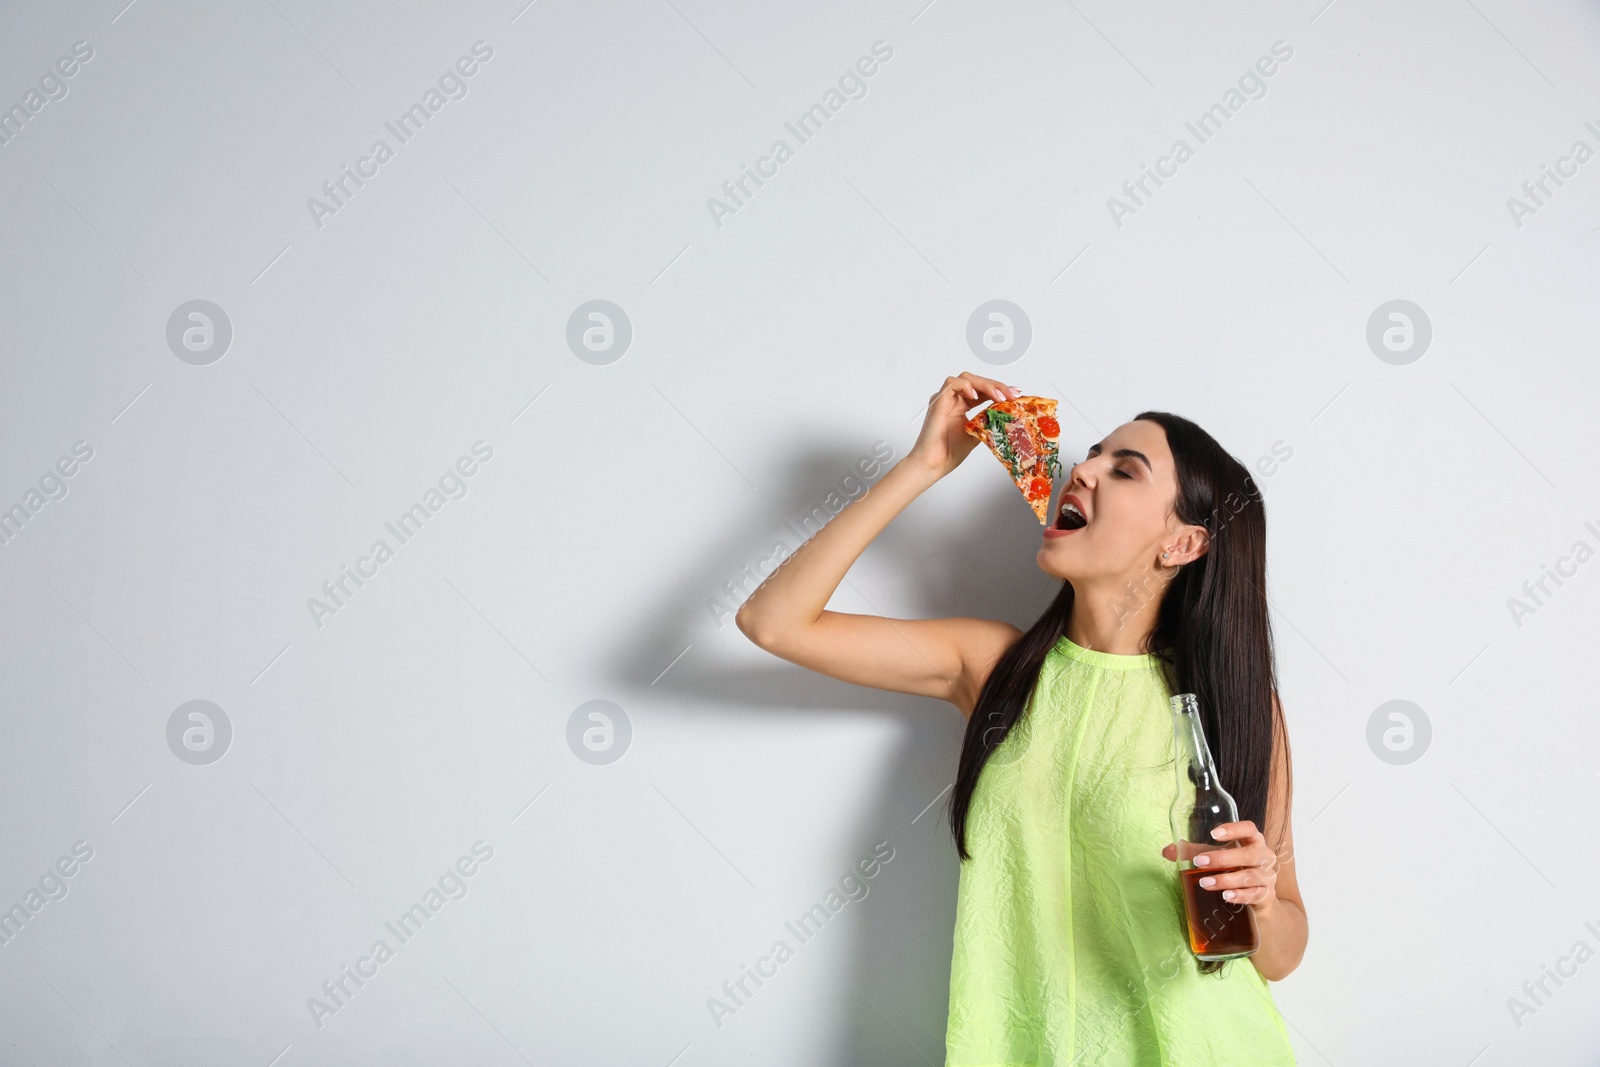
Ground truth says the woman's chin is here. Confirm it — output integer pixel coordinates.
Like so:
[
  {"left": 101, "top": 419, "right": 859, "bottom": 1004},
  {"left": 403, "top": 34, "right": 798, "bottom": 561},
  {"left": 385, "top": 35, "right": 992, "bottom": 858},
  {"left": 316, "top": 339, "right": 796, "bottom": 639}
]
[{"left": 1035, "top": 546, "right": 1076, "bottom": 580}]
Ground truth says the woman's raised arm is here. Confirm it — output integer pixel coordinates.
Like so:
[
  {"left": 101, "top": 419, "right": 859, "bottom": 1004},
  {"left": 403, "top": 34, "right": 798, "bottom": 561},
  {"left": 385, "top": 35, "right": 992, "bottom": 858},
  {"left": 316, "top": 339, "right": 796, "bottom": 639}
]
[{"left": 736, "top": 373, "right": 1025, "bottom": 718}]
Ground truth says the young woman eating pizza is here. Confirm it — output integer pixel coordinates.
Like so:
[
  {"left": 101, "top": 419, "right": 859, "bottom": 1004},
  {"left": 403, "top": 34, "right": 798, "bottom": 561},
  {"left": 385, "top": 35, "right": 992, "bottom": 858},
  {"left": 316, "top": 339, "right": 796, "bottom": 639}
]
[{"left": 735, "top": 370, "right": 1306, "bottom": 1065}]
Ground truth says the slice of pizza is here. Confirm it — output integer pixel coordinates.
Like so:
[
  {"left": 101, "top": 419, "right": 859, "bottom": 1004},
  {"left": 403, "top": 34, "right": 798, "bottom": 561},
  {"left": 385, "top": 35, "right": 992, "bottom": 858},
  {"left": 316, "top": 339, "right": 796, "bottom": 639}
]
[{"left": 963, "top": 396, "right": 1062, "bottom": 524}]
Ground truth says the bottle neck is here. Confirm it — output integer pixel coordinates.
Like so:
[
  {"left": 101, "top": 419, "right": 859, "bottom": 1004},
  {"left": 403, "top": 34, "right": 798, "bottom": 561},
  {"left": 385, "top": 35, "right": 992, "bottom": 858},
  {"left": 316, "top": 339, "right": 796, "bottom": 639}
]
[{"left": 1171, "top": 693, "right": 1221, "bottom": 788}]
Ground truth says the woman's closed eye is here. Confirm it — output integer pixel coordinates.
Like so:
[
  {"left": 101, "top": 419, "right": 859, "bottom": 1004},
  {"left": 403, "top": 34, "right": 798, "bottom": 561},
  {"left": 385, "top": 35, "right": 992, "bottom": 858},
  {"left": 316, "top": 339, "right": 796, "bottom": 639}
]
[{"left": 1112, "top": 467, "right": 1134, "bottom": 480}]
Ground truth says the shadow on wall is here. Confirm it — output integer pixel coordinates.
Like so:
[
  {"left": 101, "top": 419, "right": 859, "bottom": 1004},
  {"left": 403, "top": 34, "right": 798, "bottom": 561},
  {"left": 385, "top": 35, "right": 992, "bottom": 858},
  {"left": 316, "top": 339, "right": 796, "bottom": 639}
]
[
  {"left": 610, "top": 443, "right": 1060, "bottom": 700},
  {"left": 604, "top": 441, "right": 1061, "bottom": 1062}
]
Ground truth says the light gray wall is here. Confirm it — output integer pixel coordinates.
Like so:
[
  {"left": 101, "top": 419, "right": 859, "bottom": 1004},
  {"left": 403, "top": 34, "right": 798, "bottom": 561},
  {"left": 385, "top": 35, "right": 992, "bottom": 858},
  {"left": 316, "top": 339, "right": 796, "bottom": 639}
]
[{"left": 2, "top": 0, "right": 1598, "bottom": 1063}]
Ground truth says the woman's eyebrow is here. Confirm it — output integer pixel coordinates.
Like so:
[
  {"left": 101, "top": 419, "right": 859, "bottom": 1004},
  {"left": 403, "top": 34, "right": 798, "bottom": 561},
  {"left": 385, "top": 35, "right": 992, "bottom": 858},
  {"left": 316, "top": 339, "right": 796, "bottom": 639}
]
[
  {"left": 1114, "top": 448, "right": 1152, "bottom": 472},
  {"left": 1084, "top": 442, "right": 1153, "bottom": 472}
]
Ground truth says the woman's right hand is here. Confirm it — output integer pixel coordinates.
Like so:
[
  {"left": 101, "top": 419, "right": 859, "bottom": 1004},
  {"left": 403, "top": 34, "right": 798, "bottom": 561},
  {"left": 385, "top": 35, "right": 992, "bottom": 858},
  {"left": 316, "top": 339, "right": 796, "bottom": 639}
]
[{"left": 906, "top": 372, "right": 1021, "bottom": 479}]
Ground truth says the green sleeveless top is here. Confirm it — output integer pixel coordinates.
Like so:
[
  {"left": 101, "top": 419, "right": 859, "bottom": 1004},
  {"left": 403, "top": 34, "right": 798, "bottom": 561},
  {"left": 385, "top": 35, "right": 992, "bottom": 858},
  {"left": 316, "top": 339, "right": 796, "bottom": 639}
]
[{"left": 945, "top": 636, "right": 1296, "bottom": 1066}]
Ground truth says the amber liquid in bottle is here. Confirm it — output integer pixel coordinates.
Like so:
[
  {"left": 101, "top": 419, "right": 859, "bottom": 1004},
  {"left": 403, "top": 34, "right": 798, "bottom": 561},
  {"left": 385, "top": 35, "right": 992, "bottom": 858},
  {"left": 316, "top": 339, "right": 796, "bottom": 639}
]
[
  {"left": 1169, "top": 693, "right": 1259, "bottom": 961},
  {"left": 1179, "top": 865, "right": 1259, "bottom": 958}
]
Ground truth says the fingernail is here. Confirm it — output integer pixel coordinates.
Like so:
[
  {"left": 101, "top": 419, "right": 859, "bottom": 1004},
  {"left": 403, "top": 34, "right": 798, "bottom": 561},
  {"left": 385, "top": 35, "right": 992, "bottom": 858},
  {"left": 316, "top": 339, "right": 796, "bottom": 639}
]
[
  {"left": 1211, "top": 827, "right": 1226, "bottom": 839},
  {"left": 1199, "top": 877, "right": 1215, "bottom": 888},
  {"left": 1222, "top": 891, "right": 1235, "bottom": 901},
  {"left": 1194, "top": 855, "right": 1210, "bottom": 866}
]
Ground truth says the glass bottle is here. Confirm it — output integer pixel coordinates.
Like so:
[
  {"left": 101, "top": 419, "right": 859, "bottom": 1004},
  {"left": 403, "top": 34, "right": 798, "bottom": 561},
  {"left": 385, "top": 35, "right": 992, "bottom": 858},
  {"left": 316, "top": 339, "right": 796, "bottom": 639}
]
[{"left": 1169, "top": 692, "right": 1259, "bottom": 960}]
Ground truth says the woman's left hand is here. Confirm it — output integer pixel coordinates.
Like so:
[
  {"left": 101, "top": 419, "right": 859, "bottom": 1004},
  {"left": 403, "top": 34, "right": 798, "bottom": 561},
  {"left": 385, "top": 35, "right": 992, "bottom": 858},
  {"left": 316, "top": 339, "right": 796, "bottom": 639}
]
[{"left": 1160, "top": 820, "right": 1279, "bottom": 911}]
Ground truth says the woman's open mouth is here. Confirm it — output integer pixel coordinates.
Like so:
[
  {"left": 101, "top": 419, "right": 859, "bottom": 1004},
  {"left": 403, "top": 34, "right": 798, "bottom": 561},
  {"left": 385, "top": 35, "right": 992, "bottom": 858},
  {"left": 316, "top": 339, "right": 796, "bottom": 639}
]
[
  {"left": 1055, "top": 499, "right": 1087, "bottom": 531},
  {"left": 1044, "top": 496, "right": 1088, "bottom": 538}
]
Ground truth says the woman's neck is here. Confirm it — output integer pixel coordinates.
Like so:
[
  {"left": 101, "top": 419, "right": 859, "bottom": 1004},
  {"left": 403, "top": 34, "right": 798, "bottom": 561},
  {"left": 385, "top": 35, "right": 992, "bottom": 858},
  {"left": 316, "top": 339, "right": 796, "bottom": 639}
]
[{"left": 1064, "top": 576, "right": 1163, "bottom": 655}]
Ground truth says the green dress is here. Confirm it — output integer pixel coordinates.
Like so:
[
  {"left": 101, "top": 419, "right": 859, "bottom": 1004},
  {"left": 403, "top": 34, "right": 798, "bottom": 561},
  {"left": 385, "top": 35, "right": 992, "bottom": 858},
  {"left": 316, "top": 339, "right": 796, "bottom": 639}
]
[{"left": 945, "top": 636, "right": 1296, "bottom": 1066}]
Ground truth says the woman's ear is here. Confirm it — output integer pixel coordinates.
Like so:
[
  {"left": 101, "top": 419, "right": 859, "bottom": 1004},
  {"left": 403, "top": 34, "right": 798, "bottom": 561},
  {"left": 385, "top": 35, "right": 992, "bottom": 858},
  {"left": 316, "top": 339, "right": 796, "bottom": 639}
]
[{"left": 1165, "top": 524, "right": 1210, "bottom": 566}]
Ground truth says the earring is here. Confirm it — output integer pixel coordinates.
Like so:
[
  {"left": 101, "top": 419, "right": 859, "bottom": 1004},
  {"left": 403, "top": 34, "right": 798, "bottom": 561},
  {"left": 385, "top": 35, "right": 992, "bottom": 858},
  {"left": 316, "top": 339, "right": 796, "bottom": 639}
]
[{"left": 1161, "top": 552, "right": 1169, "bottom": 560}]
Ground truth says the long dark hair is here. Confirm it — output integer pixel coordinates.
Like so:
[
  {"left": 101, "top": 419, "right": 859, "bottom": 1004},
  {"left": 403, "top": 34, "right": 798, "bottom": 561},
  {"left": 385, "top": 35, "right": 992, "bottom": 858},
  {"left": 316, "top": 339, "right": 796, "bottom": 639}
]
[{"left": 946, "top": 411, "right": 1290, "bottom": 975}]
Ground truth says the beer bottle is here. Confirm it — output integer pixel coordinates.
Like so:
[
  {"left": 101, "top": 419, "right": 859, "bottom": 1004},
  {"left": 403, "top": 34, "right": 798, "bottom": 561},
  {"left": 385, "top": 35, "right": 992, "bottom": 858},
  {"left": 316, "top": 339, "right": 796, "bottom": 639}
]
[{"left": 1169, "top": 692, "right": 1259, "bottom": 960}]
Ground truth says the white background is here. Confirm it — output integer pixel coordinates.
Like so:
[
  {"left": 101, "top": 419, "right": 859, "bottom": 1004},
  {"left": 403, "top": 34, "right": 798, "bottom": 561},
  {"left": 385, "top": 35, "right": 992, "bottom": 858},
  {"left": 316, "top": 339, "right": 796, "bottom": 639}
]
[{"left": 2, "top": 0, "right": 1599, "bottom": 1063}]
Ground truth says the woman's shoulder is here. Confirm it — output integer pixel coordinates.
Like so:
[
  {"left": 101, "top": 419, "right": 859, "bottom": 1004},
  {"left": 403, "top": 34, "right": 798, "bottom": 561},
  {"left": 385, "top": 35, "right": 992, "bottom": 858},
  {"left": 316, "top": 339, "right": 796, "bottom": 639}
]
[
  {"left": 957, "top": 618, "right": 1026, "bottom": 675},
  {"left": 941, "top": 618, "right": 1025, "bottom": 718}
]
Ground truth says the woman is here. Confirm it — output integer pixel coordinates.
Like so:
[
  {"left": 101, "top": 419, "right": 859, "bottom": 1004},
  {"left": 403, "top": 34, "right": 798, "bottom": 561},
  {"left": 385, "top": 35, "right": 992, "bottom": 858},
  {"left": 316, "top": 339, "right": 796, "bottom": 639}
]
[{"left": 736, "top": 371, "right": 1306, "bottom": 1065}]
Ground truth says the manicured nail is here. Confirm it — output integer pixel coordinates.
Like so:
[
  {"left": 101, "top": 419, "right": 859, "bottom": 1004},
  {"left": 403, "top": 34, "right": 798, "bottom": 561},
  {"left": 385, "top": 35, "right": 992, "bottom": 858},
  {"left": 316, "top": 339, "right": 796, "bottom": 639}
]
[
  {"left": 1194, "top": 855, "right": 1210, "bottom": 866},
  {"left": 1199, "top": 877, "right": 1215, "bottom": 888},
  {"left": 1222, "top": 891, "right": 1236, "bottom": 901},
  {"left": 1211, "top": 827, "right": 1227, "bottom": 839}
]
